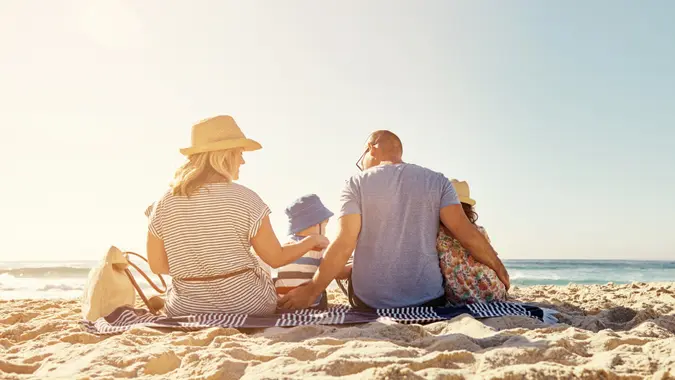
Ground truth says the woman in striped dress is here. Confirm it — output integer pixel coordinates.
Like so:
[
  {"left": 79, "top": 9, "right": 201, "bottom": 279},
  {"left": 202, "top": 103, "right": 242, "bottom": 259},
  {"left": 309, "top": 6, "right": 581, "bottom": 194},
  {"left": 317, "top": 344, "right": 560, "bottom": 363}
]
[{"left": 146, "top": 116, "right": 328, "bottom": 316}]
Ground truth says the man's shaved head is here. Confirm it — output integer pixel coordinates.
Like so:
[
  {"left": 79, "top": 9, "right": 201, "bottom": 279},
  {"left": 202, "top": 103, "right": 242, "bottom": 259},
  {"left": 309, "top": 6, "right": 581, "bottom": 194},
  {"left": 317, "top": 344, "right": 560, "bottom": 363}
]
[
  {"left": 358, "top": 130, "right": 404, "bottom": 170},
  {"left": 368, "top": 130, "right": 403, "bottom": 159}
]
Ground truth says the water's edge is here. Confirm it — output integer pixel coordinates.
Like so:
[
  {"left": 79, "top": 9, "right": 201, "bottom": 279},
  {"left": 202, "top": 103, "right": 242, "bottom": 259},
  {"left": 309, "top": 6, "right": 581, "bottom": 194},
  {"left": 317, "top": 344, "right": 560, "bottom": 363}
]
[{"left": 1, "top": 259, "right": 674, "bottom": 299}]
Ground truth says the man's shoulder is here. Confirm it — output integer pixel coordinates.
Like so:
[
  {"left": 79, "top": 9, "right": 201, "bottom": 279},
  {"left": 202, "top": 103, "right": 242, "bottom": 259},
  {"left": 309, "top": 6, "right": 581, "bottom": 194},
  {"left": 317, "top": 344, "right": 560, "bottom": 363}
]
[
  {"left": 402, "top": 163, "right": 442, "bottom": 175},
  {"left": 354, "top": 163, "right": 443, "bottom": 180},
  {"left": 346, "top": 164, "right": 447, "bottom": 188},
  {"left": 393, "top": 163, "right": 447, "bottom": 184}
]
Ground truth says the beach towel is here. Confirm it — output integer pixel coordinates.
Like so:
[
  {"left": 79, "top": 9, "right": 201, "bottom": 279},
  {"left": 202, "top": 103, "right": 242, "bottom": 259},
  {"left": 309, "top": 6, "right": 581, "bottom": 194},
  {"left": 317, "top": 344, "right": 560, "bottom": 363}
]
[{"left": 81, "top": 302, "right": 557, "bottom": 335}]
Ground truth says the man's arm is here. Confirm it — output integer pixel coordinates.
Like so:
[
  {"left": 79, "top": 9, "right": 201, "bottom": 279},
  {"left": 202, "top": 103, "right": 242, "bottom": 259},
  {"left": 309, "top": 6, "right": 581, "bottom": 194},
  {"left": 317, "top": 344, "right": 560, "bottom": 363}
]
[
  {"left": 440, "top": 204, "right": 510, "bottom": 289},
  {"left": 312, "top": 213, "right": 361, "bottom": 290}
]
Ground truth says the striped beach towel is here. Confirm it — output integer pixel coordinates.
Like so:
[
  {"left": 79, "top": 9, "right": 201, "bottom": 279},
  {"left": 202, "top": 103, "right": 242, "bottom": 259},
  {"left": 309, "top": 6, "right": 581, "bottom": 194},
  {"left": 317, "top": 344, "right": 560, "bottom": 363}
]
[{"left": 81, "top": 302, "right": 557, "bottom": 335}]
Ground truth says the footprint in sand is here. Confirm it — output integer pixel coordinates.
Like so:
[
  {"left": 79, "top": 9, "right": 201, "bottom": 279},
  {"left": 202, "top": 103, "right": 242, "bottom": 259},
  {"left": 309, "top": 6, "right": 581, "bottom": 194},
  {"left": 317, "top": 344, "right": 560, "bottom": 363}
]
[{"left": 0, "top": 359, "right": 40, "bottom": 375}]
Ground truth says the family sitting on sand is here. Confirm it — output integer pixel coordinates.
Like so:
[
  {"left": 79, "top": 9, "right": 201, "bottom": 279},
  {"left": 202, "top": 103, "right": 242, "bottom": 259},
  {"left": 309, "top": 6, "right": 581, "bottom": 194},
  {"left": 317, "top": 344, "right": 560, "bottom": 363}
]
[{"left": 145, "top": 115, "right": 510, "bottom": 316}]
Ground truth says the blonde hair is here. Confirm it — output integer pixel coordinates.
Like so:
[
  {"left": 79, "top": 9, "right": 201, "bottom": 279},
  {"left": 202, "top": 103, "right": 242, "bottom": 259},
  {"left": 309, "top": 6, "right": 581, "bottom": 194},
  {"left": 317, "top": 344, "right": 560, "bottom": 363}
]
[{"left": 171, "top": 148, "right": 242, "bottom": 196}]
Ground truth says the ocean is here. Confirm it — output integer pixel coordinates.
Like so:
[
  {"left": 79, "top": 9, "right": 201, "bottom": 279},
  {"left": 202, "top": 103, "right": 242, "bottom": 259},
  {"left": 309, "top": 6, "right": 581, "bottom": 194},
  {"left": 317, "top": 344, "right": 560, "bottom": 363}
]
[{"left": 1, "top": 260, "right": 674, "bottom": 300}]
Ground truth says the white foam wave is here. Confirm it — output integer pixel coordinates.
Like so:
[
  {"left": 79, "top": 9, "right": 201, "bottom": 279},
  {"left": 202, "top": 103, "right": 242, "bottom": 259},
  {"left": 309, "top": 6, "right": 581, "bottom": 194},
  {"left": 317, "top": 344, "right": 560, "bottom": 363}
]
[
  {"left": 0, "top": 261, "right": 96, "bottom": 270},
  {"left": 509, "top": 271, "right": 561, "bottom": 281},
  {"left": 37, "top": 283, "right": 85, "bottom": 292},
  {"left": 0, "top": 272, "right": 166, "bottom": 300},
  {"left": 1, "top": 273, "right": 85, "bottom": 290}
]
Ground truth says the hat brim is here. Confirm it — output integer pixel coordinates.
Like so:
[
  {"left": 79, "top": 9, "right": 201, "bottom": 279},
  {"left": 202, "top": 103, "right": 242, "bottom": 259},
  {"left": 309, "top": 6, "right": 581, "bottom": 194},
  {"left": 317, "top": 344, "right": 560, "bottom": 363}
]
[
  {"left": 179, "top": 138, "right": 262, "bottom": 156},
  {"left": 287, "top": 209, "right": 335, "bottom": 236},
  {"left": 460, "top": 198, "right": 476, "bottom": 206}
]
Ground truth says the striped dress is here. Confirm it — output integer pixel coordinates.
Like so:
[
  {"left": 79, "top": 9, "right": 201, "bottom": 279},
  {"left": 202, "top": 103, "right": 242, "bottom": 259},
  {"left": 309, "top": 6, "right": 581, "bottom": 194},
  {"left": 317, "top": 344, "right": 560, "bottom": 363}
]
[{"left": 148, "top": 182, "right": 277, "bottom": 316}]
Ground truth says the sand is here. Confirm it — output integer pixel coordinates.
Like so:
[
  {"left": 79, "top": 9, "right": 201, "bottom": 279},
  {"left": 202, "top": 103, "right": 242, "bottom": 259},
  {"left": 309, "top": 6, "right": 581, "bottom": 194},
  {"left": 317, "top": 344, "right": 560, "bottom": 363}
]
[{"left": 1, "top": 282, "right": 674, "bottom": 379}]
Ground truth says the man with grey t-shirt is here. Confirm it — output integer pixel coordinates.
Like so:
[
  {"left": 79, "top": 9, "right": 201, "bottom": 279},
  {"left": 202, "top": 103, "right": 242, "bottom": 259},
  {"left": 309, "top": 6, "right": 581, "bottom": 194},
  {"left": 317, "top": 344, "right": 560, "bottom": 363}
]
[{"left": 279, "top": 130, "right": 509, "bottom": 309}]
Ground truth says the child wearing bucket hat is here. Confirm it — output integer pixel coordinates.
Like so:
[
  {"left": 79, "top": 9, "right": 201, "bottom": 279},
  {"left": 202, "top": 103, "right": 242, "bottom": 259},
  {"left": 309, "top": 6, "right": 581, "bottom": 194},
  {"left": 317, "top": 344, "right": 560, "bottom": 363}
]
[
  {"left": 436, "top": 180, "right": 507, "bottom": 305},
  {"left": 275, "top": 194, "right": 334, "bottom": 308}
]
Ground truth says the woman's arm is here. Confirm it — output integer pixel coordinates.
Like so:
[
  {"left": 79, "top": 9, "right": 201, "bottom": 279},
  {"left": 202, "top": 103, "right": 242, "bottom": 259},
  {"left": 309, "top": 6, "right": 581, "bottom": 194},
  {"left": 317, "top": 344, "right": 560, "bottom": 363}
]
[
  {"left": 147, "top": 231, "right": 170, "bottom": 275},
  {"left": 251, "top": 216, "right": 328, "bottom": 269}
]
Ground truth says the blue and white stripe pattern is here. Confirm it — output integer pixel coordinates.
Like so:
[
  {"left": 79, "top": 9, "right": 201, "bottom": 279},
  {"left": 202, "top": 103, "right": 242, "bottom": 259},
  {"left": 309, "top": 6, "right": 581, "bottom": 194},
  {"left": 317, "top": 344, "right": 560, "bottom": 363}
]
[
  {"left": 274, "top": 235, "right": 325, "bottom": 306},
  {"left": 274, "top": 235, "right": 323, "bottom": 289},
  {"left": 466, "top": 301, "right": 533, "bottom": 318},
  {"left": 376, "top": 307, "right": 444, "bottom": 324},
  {"left": 81, "top": 302, "right": 552, "bottom": 335}
]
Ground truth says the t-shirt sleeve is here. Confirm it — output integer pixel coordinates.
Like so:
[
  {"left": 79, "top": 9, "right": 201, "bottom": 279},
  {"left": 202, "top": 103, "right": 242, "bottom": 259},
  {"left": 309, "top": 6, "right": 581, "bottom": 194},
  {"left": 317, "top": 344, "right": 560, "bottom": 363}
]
[
  {"left": 148, "top": 199, "right": 164, "bottom": 240},
  {"left": 440, "top": 175, "right": 460, "bottom": 208},
  {"left": 339, "top": 177, "right": 361, "bottom": 217},
  {"left": 144, "top": 203, "right": 154, "bottom": 218},
  {"left": 247, "top": 191, "right": 272, "bottom": 240}
]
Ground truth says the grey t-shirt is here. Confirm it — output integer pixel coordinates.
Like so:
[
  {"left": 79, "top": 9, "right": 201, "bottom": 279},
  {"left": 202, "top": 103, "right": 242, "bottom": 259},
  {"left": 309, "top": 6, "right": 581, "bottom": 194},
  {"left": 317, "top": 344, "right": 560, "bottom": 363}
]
[{"left": 340, "top": 163, "right": 459, "bottom": 308}]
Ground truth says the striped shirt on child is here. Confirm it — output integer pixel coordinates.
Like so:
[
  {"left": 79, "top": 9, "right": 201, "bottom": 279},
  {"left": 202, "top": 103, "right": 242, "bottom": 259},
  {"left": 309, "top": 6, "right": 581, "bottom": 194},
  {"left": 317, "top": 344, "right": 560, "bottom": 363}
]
[{"left": 274, "top": 235, "right": 324, "bottom": 307}]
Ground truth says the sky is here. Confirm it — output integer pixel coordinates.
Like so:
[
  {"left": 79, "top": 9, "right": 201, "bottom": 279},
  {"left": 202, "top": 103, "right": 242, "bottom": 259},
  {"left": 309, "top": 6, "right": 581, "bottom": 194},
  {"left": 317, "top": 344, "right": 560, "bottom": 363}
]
[{"left": 0, "top": 0, "right": 673, "bottom": 261}]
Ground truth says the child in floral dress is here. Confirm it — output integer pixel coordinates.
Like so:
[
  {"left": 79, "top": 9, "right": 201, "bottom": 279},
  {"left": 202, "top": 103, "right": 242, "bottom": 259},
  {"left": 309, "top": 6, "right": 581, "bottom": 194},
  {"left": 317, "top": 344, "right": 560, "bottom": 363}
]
[{"left": 437, "top": 180, "right": 507, "bottom": 305}]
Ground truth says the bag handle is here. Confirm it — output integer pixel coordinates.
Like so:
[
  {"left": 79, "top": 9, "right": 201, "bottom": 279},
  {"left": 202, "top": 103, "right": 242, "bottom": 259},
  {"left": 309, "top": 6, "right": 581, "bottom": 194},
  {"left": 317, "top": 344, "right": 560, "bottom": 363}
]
[{"left": 123, "top": 251, "right": 167, "bottom": 314}]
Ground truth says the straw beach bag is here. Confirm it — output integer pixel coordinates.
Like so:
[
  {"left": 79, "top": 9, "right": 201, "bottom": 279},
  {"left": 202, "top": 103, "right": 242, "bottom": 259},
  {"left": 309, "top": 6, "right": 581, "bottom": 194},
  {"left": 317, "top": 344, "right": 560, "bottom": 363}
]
[{"left": 81, "top": 246, "right": 167, "bottom": 321}]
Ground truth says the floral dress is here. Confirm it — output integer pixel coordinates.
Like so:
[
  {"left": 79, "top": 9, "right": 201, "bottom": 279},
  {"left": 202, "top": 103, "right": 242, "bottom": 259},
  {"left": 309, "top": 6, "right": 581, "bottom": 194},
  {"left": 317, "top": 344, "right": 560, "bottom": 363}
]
[{"left": 437, "top": 225, "right": 506, "bottom": 305}]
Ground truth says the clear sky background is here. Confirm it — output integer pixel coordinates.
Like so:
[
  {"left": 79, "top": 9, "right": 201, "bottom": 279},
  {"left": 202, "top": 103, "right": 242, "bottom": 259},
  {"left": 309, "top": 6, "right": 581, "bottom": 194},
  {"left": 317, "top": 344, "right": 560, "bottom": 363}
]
[{"left": 1, "top": 0, "right": 673, "bottom": 261}]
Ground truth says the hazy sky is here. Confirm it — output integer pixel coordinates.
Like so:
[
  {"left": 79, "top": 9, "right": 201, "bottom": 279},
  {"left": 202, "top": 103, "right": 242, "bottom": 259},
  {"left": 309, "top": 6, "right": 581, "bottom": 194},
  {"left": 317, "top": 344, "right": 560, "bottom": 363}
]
[{"left": 1, "top": 0, "right": 673, "bottom": 261}]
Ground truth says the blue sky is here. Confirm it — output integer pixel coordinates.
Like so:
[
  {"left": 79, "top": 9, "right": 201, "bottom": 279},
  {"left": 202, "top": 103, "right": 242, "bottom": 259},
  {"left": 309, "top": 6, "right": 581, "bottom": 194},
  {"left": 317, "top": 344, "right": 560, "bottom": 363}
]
[{"left": 1, "top": 0, "right": 673, "bottom": 261}]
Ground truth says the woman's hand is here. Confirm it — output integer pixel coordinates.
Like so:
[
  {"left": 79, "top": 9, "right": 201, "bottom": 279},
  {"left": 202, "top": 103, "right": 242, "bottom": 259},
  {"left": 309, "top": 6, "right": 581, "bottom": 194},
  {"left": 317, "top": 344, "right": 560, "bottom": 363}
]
[{"left": 310, "top": 235, "right": 330, "bottom": 251}]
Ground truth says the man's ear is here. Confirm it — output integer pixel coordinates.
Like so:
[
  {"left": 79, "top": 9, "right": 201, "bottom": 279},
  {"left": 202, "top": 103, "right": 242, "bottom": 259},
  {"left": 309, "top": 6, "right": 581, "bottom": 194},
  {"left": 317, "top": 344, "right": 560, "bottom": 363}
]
[{"left": 368, "top": 142, "right": 380, "bottom": 156}]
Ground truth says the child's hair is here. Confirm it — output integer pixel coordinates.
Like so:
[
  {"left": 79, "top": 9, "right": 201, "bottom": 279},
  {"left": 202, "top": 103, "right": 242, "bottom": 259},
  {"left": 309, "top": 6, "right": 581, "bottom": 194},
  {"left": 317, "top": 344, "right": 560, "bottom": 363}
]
[{"left": 462, "top": 203, "right": 478, "bottom": 224}]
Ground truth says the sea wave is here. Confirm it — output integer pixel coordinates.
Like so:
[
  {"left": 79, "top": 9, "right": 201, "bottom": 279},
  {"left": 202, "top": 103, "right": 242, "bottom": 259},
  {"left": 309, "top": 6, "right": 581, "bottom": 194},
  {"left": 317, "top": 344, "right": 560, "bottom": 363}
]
[
  {"left": 1, "top": 260, "right": 673, "bottom": 300},
  {"left": 0, "top": 267, "right": 92, "bottom": 278},
  {"left": 504, "top": 260, "right": 675, "bottom": 271},
  {"left": 0, "top": 273, "right": 159, "bottom": 294},
  {"left": 509, "top": 271, "right": 561, "bottom": 281},
  {"left": 507, "top": 270, "right": 674, "bottom": 286},
  {"left": 37, "top": 283, "right": 86, "bottom": 292},
  {"left": 510, "top": 278, "right": 620, "bottom": 286}
]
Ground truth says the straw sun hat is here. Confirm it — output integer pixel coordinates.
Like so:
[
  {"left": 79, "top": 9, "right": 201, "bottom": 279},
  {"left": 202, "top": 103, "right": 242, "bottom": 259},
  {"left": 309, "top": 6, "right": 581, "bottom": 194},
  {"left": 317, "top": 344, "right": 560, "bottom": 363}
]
[
  {"left": 451, "top": 179, "right": 476, "bottom": 206},
  {"left": 179, "top": 115, "right": 262, "bottom": 156}
]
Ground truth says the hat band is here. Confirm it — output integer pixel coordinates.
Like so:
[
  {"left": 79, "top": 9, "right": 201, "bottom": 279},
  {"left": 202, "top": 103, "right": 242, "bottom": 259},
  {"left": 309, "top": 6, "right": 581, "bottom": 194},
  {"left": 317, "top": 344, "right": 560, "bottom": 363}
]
[{"left": 180, "top": 138, "right": 262, "bottom": 156}]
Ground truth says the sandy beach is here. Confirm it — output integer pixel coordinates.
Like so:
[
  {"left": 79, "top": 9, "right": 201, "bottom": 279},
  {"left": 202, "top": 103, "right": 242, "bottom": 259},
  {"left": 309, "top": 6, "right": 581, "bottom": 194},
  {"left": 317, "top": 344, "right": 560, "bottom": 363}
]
[{"left": 1, "top": 282, "right": 674, "bottom": 379}]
